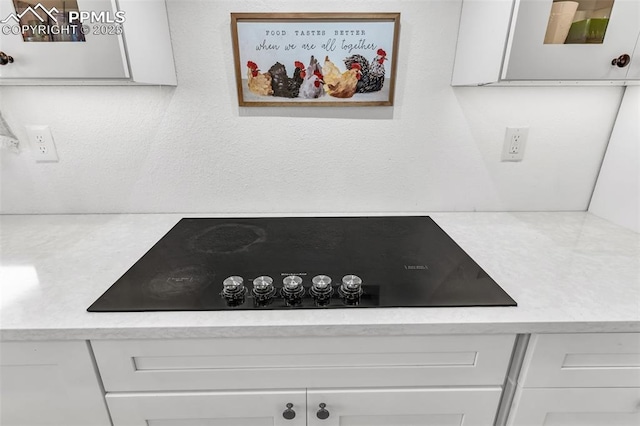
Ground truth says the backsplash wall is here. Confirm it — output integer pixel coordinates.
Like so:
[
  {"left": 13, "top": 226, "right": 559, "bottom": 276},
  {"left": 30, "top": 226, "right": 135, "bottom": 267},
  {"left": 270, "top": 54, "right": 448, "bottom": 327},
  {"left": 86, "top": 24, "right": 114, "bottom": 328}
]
[{"left": 0, "top": 0, "right": 624, "bottom": 214}]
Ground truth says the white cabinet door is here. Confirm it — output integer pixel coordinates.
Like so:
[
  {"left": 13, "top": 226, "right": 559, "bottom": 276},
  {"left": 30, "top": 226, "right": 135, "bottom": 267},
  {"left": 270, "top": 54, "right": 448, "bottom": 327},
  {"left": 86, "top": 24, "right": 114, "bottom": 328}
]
[
  {"left": 504, "top": 0, "right": 640, "bottom": 80},
  {"left": 307, "top": 387, "right": 502, "bottom": 426},
  {"left": 0, "top": 341, "right": 111, "bottom": 426},
  {"left": 106, "top": 390, "right": 307, "bottom": 426},
  {"left": 508, "top": 387, "right": 640, "bottom": 425},
  {"left": 0, "top": 0, "right": 128, "bottom": 79},
  {"left": 520, "top": 333, "right": 640, "bottom": 388}
]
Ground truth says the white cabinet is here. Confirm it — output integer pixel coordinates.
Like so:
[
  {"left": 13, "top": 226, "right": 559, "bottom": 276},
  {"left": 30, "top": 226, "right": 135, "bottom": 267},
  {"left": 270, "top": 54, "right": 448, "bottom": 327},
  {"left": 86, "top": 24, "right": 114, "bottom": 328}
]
[
  {"left": 509, "top": 388, "right": 640, "bottom": 425},
  {"left": 507, "top": 333, "right": 640, "bottom": 426},
  {"left": 93, "top": 334, "right": 516, "bottom": 426},
  {"left": 452, "top": 0, "right": 640, "bottom": 85},
  {"left": 105, "top": 388, "right": 503, "bottom": 426},
  {"left": 0, "top": 340, "right": 111, "bottom": 426},
  {"left": 107, "top": 390, "right": 307, "bottom": 426},
  {"left": 0, "top": 0, "right": 176, "bottom": 84},
  {"left": 306, "top": 388, "right": 502, "bottom": 426},
  {"left": 91, "top": 334, "right": 516, "bottom": 391},
  {"left": 518, "top": 332, "right": 640, "bottom": 388}
]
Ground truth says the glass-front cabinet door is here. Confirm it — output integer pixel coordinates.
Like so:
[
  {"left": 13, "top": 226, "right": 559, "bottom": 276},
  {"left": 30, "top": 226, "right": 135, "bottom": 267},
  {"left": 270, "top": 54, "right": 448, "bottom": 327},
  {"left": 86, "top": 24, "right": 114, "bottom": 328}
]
[
  {"left": 504, "top": 0, "right": 640, "bottom": 80},
  {"left": 0, "top": 0, "right": 128, "bottom": 79}
]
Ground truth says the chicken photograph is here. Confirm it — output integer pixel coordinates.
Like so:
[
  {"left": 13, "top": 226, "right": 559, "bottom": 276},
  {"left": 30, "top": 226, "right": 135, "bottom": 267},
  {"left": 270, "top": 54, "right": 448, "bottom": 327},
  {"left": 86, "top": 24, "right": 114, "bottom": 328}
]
[
  {"left": 344, "top": 48, "right": 388, "bottom": 93},
  {"left": 323, "top": 56, "right": 362, "bottom": 99},
  {"left": 298, "top": 56, "right": 325, "bottom": 99},
  {"left": 246, "top": 61, "right": 273, "bottom": 97},
  {"left": 268, "top": 61, "right": 305, "bottom": 98}
]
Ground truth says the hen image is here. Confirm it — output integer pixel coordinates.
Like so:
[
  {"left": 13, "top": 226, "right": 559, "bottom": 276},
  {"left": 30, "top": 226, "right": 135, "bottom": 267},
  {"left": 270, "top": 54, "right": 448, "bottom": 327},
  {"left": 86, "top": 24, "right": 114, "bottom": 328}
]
[
  {"left": 323, "top": 56, "right": 361, "bottom": 99},
  {"left": 344, "top": 48, "right": 388, "bottom": 93},
  {"left": 269, "top": 61, "right": 305, "bottom": 98},
  {"left": 246, "top": 61, "right": 273, "bottom": 96},
  {"left": 299, "top": 56, "right": 325, "bottom": 99}
]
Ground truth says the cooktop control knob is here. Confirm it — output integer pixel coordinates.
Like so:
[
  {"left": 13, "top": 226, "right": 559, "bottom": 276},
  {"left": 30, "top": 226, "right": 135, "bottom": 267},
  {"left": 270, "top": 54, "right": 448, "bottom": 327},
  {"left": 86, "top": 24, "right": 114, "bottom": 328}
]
[
  {"left": 281, "top": 275, "right": 305, "bottom": 301},
  {"left": 310, "top": 275, "right": 333, "bottom": 304},
  {"left": 252, "top": 275, "right": 276, "bottom": 302},
  {"left": 222, "top": 276, "right": 247, "bottom": 305},
  {"left": 283, "top": 275, "right": 303, "bottom": 289},
  {"left": 339, "top": 275, "right": 363, "bottom": 303},
  {"left": 312, "top": 275, "right": 332, "bottom": 290}
]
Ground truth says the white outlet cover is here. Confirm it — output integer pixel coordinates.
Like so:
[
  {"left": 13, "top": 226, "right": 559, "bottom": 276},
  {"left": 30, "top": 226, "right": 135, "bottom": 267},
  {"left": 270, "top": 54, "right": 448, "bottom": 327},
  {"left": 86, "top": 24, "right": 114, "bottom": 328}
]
[
  {"left": 26, "top": 125, "right": 59, "bottom": 162},
  {"left": 502, "top": 127, "right": 529, "bottom": 162}
]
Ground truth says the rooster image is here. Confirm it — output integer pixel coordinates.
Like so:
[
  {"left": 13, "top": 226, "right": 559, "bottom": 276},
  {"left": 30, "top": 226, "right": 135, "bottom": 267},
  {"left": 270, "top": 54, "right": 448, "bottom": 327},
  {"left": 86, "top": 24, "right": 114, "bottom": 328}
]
[
  {"left": 323, "top": 56, "right": 361, "bottom": 99},
  {"left": 246, "top": 61, "right": 273, "bottom": 96},
  {"left": 268, "top": 61, "right": 305, "bottom": 98},
  {"left": 299, "top": 56, "right": 324, "bottom": 99},
  {"left": 343, "top": 48, "right": 388, "bottom": 93}
]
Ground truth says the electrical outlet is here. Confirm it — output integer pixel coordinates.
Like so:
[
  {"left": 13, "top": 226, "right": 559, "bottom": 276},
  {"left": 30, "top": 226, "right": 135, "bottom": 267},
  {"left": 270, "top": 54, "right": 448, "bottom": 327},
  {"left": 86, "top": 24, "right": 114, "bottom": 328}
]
[
  {"left": 26, "top": 125, "right": 58, "bottom": 162},
  {"left": 502, "top": 127, "right": 528, "bottom": 162}
]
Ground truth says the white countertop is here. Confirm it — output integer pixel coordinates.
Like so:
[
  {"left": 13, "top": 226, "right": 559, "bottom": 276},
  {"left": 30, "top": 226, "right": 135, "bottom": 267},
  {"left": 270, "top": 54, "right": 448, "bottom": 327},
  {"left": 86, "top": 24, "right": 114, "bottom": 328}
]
[{"left": 1, "top": 212, "right": 638, "bottom": 341}]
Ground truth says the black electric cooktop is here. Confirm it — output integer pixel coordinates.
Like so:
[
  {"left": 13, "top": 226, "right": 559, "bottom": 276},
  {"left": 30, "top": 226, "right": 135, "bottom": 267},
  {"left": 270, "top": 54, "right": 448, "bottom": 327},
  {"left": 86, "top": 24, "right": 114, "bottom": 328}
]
[{"left": 88, "top": 216, "right": 516, "bottom": 312}]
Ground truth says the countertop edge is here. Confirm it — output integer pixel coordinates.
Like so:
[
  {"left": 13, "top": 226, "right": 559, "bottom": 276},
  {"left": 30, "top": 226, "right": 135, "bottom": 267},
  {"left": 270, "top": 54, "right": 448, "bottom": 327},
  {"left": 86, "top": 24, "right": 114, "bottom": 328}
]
[{"left": 3, "top": 321, "right": 640, "bottom": 341}]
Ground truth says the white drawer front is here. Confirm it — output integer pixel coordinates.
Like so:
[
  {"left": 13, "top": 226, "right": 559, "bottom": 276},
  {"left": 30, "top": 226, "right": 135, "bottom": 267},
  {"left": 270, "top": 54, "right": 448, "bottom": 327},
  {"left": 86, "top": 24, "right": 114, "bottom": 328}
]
[
  {"left": 92, "top": 334, "right": 516, "bottom": 391},
  {"left": 1, "top": 341, "right": 111, "bottom": 426},
  {"left": 521, "top": 333, "right": 640, "bottom": 388},
  {"left": 107, "top": 390, "right": 306, "bottom": 426},
  {"left": 508, "top": 387, "right": 640, "bottom": 426}
]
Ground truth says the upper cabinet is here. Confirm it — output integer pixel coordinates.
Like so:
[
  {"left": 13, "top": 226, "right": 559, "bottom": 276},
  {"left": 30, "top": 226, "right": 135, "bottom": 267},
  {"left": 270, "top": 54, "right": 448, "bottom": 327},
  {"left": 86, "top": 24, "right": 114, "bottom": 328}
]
[
  {"left": 0, "top": 0, "right": 176, "bottom": 85},
  {"left": 452, "top": 0, "right": 640, "bottom": 85}
]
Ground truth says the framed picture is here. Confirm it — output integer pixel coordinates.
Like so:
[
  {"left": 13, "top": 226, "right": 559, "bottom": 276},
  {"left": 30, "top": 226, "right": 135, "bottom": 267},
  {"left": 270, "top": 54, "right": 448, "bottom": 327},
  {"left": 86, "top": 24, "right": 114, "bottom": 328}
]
[{"left": 231, "top": 13, "right": 400, "bottom": 107}]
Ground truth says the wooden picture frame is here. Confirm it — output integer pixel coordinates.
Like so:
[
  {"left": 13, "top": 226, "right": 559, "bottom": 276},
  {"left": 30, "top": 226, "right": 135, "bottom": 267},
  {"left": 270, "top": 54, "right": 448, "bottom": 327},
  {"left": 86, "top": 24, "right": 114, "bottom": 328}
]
[{"left": 231, "top": 13, "right": 400, "bottom": 107}]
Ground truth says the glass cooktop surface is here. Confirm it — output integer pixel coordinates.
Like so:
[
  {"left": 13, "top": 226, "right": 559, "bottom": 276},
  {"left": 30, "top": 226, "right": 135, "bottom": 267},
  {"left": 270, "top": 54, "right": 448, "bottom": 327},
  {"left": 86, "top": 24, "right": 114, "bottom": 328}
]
[{"left": 88, "top": 216, "right": 516, "bottom": 312}]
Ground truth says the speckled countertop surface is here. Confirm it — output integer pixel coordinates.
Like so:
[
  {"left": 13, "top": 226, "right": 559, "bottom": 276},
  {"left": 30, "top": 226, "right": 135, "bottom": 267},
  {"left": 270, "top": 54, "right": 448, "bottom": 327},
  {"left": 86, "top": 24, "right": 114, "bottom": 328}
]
[{"left": 1, "top": 212, "right": 638, "bottom": 341}]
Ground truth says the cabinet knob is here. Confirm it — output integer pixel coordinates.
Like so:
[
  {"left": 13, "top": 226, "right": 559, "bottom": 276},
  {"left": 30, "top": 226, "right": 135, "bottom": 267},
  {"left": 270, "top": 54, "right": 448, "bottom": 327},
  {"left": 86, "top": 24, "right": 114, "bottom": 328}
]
[
  {"left": 316, "top": 403, "right": 330, "bottom": 420},
  {"left": 611, "top": 54, "right": 631, "bottom": 68},
  {"left": 282, "top": 403, "right": 296, "bottom": 420},
  {"left": 0, "top": 52, "right": 14, "bottom": 66}
]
